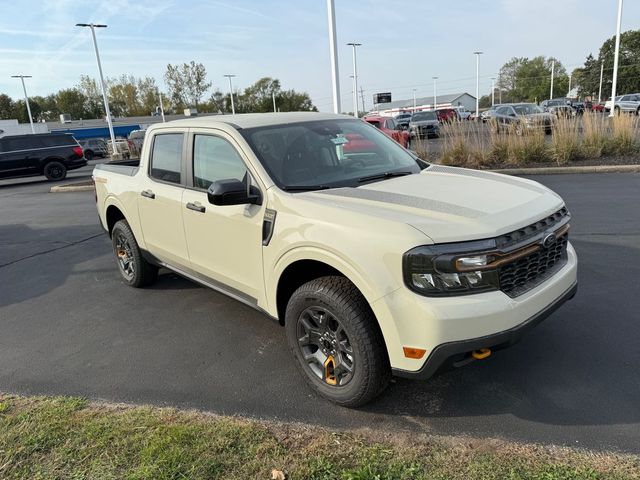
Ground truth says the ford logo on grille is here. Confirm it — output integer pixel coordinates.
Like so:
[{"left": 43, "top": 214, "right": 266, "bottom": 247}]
[{"left": 542, "top": 232, "right": 556, "bottom": 248}]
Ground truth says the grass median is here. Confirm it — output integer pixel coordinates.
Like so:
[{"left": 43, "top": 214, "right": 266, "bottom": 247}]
[{"left": 1, "top": 394, "right": 639, "bottom": 479}]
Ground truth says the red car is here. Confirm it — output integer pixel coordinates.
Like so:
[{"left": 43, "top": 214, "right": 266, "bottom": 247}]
[
  {"left": 435, "top": 108, "right": 459, "bottom": 123},
  {"left": 363, "top": 116, "right": 410, "bottom": 148}
]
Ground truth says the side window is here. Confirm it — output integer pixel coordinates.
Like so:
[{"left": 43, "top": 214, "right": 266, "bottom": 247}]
[
  {"left": 150, "top": 133, "right": 183, "bottom": 184},
  {"left": 193, "top": 135, "right": 248, "bottom": 190},
  {"left": 386, "top": 119, "right": 396, "bottom": 130}
]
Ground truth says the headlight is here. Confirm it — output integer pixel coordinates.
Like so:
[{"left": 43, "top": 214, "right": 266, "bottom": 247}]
[{"left": 403, "top": 243, "right": 500, "bottom": 296}]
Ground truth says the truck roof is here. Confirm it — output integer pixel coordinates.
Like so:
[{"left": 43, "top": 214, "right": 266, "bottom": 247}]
[{"left": 158, "top": 112, "right": 350, "bottom": 130}]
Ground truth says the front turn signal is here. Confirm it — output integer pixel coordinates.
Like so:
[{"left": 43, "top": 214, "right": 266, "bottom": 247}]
[{"left": 403, "top": 347, "right": 427, "bottom": 359}]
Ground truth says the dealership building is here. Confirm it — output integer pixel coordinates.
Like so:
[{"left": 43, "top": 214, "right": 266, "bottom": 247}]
[{"left": 373, "top": 92, "right": 477, "bottom": 116}]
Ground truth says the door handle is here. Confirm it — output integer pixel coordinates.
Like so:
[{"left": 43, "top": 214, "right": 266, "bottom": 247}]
[
  {"left": 186, "top": 202, "right": 206, "bottom": 213},
  {"left": 141, "top": 189, "right": 155, "bottom": 199}
]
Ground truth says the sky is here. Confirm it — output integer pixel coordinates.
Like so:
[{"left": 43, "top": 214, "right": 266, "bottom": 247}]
[{"left": 1, "top": 0, "right": 639, "bottom": 112}]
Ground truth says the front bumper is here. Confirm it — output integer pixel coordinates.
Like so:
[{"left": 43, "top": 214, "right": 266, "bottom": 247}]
[
  {"left": 392, "top": 281, "right": 577, "bottom": 379},
  {"left": 371, "top": 242, "right": 578, "bottom": 375}
]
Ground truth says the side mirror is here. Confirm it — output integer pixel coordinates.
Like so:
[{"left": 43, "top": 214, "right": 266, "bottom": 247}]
[{"left": 207, "top": 179, "right": 261, "bottom": 206}]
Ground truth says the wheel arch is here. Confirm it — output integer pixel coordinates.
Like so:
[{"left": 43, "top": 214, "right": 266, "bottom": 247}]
[
  {"left": 41, "top": 156, "right": 66, "bottom": 172},
  {"left": 105, "top": 204, "right": 126, "bottom": 237}
]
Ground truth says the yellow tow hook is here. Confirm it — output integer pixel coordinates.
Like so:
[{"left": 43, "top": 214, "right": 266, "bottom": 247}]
[
  {"left": 324, "top": 355, "right": 337, "bottom": 386},
  {"left": 472, "top": 348, "right": 492, "bottom": 360}
]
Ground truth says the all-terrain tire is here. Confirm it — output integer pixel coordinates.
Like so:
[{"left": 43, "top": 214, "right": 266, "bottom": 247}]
[
  {"left": 111, "top": 219, "right": 158, "bottom": 288},
  {"left": 285, "top": 276, "right": 391, "bottom": 407}
]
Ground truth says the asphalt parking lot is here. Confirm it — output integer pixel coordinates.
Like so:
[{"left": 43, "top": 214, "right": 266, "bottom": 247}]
[{"left": 1, "top": 166, "right": 639, "bottom": 453}]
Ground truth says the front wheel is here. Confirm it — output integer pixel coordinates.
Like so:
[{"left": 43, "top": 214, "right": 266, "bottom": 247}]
[
  {"left": 111, "top": 220, "right": 158, "bottom": 288},
  {"left": 285, "top": 276, "right": 391, "bottom": 407}
]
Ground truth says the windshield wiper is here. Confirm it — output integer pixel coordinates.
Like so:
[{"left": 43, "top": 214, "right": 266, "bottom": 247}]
[
  {"left": 282, "top": 185, "right": 333, "bottom": 192},
  {"left": 358, "top": 171, "right": 413, "bottom": 184}
]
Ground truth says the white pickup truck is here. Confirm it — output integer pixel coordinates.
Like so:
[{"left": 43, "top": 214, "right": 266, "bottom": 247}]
[{"left": 93, "top": 112, "right": 577, "bottom": 406}]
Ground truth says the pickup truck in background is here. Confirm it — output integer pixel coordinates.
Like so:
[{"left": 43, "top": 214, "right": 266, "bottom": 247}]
[{"left": 93, "top": 112, "right": 577, "bottom": 407}]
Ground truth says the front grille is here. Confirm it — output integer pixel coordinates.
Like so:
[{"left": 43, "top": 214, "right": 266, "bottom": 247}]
[
  {"left": 498, "top": 232, "right": 568, "bottom": 297},
  {"left": 496, "top": 207, "right": 569, "bottom": 248}
]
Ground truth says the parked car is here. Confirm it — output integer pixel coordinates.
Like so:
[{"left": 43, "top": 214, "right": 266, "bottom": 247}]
[
  {"left": 128, "top": 129, "right": 146, "bottom": 156},
  {"left": 408, "top": 111, "right": 440, "bottom": 139},
  {"left": 364, "top": 115, "right": 410, "bottom": 147},
  {"left": 0, "top": 133, "right": 86, "bottom": 181},
  {"left": 541, "top": 98, "right": 570, "bottom": 111},
  {"left": 435, "top": 108, "right": 459, "bottom": 123},
  {"left": 548, "top": 105, "right": 577, "bottom": 118},
  {"left": 491, "top": 103, "right": 554, "bottom": 135},
  {"left": 107, "top": 138, "right": 133, "bottom": 160},
  {"left": 453, "top": 106, "right": 472, "bottom": 120},
  {"left": 94, "top": 112, "right": 577, "bottom": 407},
  {"left": 604, "top": 94, "right": 640, "bottom": 115},
  {"left": 591, "top": 103, "right": 605, "bottom": 112},
  {"left": 481, "top": 105, "right": 499, "bottom": 123},
  {"left": 80, "top": 138, "right": 108, "bottom": 160},
  {"left": 393, "top": 112, "right": 413, "bottom": 129}
]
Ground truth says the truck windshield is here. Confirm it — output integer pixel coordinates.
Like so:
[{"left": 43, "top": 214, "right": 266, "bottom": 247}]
[
  {"left": 240, "top": 119, "right": 421, "bottom": 190},
  {"left": 411, "top": 112, "right": 436, "bottom": 121}
]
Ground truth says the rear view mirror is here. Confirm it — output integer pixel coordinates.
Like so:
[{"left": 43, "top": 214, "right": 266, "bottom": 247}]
[{"left": 207, "top": 179, "right": 261, "bottom": 206}]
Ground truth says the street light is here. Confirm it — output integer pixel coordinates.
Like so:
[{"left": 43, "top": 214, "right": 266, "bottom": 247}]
[
  {"left": 473, "top": 52, "right": 483, "bottom": 119},
  {"left": 550, "top": 59, "right": 555, "bottom": 100},
  {"left": 76, "top": 23, "right": 116, "bottom": 154},
  {"left": 347, "top": 42, "right": 362, "bottom": 118},
  {"left": 432, "top": 76, "right": 438, "bottom": 111},
  {"left": 413, "top": 89, "right": 417, "bottom": 111},
  {"left": 157, "top": 89, "right": 166, "bottom": 122},
  {"left": 326, "top": 0, "right": 341, "bottom": 114},
  {"left": 10, "top": 75, "right": 35, "bottom": 133},
  {"left": 609, "top": 0, "right": 624, "bottom": 117},
  {"left": 490, "top": 77, "right": 496, "bottom": 106},
  {"left": 224, "top": 74, "right": 236, "bottom": 114},
  {"left": 598, "top": 60, "right": 604, "bottom": 104}
]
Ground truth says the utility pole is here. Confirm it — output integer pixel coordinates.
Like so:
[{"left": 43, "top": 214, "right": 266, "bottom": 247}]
[
  {"left": 473, "top": 52, "right": 483, "bottom": 119},
  {"left": 347, "top": 43, "right": 362, "bottom": 118},
  {"left": 598, "top": 60, "right": 604, "bottom": 104},
  {"left": 550, "top": 60, "right": 555, "bottom": 100},
  {"left": 11, "top": 75, "right": 35, "bottom": 133},
  {"left": 413, "top": 89, "right": 417, "bottom": 111},
  {"left": 609, "top": 0, "right": 624, "bottom": 117},
  {"left": 158, "top": 90, "right": 165, "bottom": 122},
  {"left": 568, "top": 72, "right": 572, "bottom": 97},
  {"left": 432, "top": 76, "right": 438, "bottom": 110},
  {"left": 326, "top": 0, "right": 341, "bottom": 113},
  {"left": 498, "top": 73, "right": 502, "bottom": 103},
  {"left": 224, "top": 74, "right": 236, "bottom": 114},
  {"left": 76, "top": 23, "right": 116, "bottom": 154}
]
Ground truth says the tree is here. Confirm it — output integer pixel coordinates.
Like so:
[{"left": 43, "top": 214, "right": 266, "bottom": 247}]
[
  {"left": 77, "top": 75, "right": 103, "bottom": 119},
  {"left": 0, "top": 94, "right": 16, "bottom": 120},
  {"left": 164, "top": 61, "right": 211, "bottom": 110},
  {"left": 56, "top": 88, "right": 86, "bottom": 119},
  {"left": 575, "top": 29, "right": 640, "bottom": 99},
  {"left": 494, "top": 56, "right": 568, "bottom": 103},
  {"left": 137, "top": 76, "right": 160, "bottom": 116},
  {"left": 220, "top": 77, "right": 317, "bottom": 114},
  {"left": 108, "top": 75, "right": 139, "bottom": 117}
]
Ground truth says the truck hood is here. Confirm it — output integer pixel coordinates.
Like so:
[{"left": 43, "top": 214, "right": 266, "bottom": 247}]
[{"left": 307, "top": 165, "right": 564, "bottom": 243}]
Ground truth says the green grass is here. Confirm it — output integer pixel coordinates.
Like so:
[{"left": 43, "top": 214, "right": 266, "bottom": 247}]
[{"left": 0, "top": 394, "right": 638, "bottom": 479}]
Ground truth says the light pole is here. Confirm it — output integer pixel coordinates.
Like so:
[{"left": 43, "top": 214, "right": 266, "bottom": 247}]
[
  {"left": 157, "top": 89, "right": 166, "bottom": 122},
  {"left": 432, "top": 76, "right": 438, "bottom": 111},
  {"left": 568, "top": 72, "right": 572, "bottom": 97},
  {"left": 11, "top": 75, "right": 35, "bottom": 133},
  {"left": 413, "top": 89, "right": 417, "bottom": 111},
  {"left": 326, "top": 0, "right": 341, "bottom": 114},
  {"left": 347, "top": 42, "right": 362, "bottom": 118},
  {"left": 609, "top": 0, "right": 624, "bottom": 117},
  {"left": 76, "top": 23, "right": 116, "bottom": 154},
  {"left": 550, "top": 60, "right": 555, "bottom": 100},
  {"left": 490, "top": 77, "right": 496, "bottom": 106},
  {"left": 473, "top": 52, "right": 483, "bottom": 119},
  {"left": 598, "top": 60, "right": 604, "bottom": 104},
  {"left": 272, "top": 91, "right": 277, "bottom": 112},
  {"left": 224, "top": 74, "right": 236, "bottom": 114}
]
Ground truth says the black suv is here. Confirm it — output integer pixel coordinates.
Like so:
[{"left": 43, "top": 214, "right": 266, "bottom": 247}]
[{"left": 0, "top": 133, "right": 87, "bottom": 181}]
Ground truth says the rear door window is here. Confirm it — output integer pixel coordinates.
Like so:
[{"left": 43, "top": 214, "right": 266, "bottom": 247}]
[{"left": 149, "top": 133, "right": 184, "bottom": 184}]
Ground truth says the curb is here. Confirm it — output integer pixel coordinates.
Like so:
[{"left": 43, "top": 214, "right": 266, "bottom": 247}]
[
  {"left": 50, "top": 184, "right": 94, "bottom": 193},
  {"left": 492, "top": 164, "right": 640, "bottom": 175}
]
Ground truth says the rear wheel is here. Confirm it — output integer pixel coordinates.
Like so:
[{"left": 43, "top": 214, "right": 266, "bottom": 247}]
[
  {"left": 111, "top": 220, "right": 158, "bottom": 288},
  {"left": 43, "top": 161, "right": 67, "bottom": 181},
  {"left": 84, "top": 150, "right": 94, "bottom": 160},
  {"left": 285, "top": 276, "right": 390, "bottom": 407},
  {"left": 614, "top": 106, "right": 621, "bottom": 116}
]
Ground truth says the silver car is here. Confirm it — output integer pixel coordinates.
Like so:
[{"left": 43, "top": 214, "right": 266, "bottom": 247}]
[{"left": 604, "top": 93, "right": 640, "bottom": 115}]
